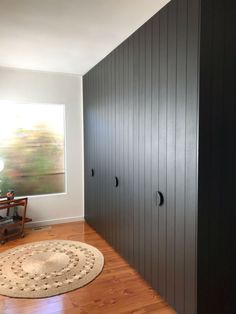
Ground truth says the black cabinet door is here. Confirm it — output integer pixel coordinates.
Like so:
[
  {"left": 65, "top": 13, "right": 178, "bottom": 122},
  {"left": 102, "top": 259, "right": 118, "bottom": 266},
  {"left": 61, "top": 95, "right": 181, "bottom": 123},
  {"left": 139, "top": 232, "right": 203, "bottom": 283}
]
[
  {"left": 83, "top": 1, "right": 199, "bottom": 313},
  {"left": 150, "top": 2, "right": 174, "bottom": 306},
  {"left": 95, "top": 63, "right": 108, "bottom": 237},
  {"left": 150, "top": 1, "right": 199, "bottom": 314},
  {"left": 116, "top": 42, "right": 129, "bottom": 259},
  {"left": 108, "top": 50, "right": 118, "bottom": 248},
  {"left": 84, "top": 70, "right": 98, "bottom": 228},
  {"left": 83, "top": 74, "right": 93, "bottom": 224}
]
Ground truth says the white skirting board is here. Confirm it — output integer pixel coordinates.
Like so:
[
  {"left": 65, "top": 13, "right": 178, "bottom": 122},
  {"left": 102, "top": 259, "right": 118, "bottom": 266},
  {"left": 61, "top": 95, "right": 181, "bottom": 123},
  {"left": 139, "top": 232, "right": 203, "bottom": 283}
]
[{"left": 26, "top": 216, "right": 84, "bottom": 228}]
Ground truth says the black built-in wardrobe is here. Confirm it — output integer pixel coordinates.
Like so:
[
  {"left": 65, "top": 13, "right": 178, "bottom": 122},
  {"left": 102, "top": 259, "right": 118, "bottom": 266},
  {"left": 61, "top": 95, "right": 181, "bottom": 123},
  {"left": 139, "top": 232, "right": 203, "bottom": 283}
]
[{"left": 83, "top": 0, "right": 236, "bottom": 313}]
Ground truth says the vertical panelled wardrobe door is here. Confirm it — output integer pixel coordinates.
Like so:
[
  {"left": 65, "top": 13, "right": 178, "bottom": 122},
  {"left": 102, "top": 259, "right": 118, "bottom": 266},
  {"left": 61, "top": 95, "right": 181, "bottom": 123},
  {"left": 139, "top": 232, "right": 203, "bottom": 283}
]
[
  {"left": 123, "top": 37, "right": 135, "bottom": 265},
  {"left": 115, "top": 43, "right": 126, "bottom": 255},
  {"left": 83, "top": 73, "right": 91, "bottom": 227},
  {"left": 112, "top": 47, "right": 121, "bottom": 251},
  {"left": 151, "top": 2, "right": 169, "bottom": 299},
  {"left": 105, "top": 53, "right": 112, "bottom": 245},
  {"left": 157, "top": 5, "right": 168, "bottom": 299},
  {"left": 151, "top": 11, "right": 160, "bottom": 293},
  {"left": 97, "top": 62, "right": 107, "bottom": 237},
  {"left": 117, "top": 43, "right": 125, "bottom": 257},
  {"left": 151, "top": 4, "right": 176, "bottom": 302},
  {"left": 83, "top": 74, "right": 90, "bottom": 222},
  {"left": 137, "top": 21, "right": 146, "bottom": 278},
  {"left": 83, "top": 0, "right": 200, "bottom": 312},
  {"left": 109, "top": 49, "right": 117, "bottom": 248},
  {"left": 103, "top": 57, "right": 112, "bottom": 241},
  {"left": 84, "top": 72, "right": 94, "bottom": 225},
  {"left": 143, "top": 19, "right": 153, "bottom": 285},
  {"left": 94, "top": 64, "right": 101, "bottom": 234},
  {"left": 166, "top": 0, "right": 177, "bottom": 308},
  {"left": 132, "top": 28, "right": 140, "bottom": 273},
  {"left": 175, "top": 0, "right": 188, "bottom": 312},
  {"left": 96, "top": 62, "right": 105, "bottom": 236},
  {"left": 121, "top": 39, "right": 131, "bottom": 262},
  {"left": 100, "top": 60, "right": 108, "bottom": 239},
  {"left": 127, "top": 36, "right": 135, "bottom": 266},
  {"left": 91, "top": 70, "right": 97, "bottom": 227},
  {"left": 93, "top": 66, "right": 100, "bottom": 232},
  {"left": 184, "top": 0, "right": 199, "bottom": 312}
]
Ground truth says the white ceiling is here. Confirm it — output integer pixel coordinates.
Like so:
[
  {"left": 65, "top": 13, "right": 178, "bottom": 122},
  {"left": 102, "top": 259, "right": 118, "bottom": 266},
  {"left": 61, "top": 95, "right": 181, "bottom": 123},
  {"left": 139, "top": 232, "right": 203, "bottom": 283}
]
[{"left": 0, "top": 0, "right": 170, "bottom": 75}]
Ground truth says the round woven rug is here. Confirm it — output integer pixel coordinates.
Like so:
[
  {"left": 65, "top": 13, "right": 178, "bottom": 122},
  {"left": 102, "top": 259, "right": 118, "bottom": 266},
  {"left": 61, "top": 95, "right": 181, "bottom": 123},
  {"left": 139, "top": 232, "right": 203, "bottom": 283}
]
[{"left": 0, "top": 240, "right": 104, "bottom": 298}]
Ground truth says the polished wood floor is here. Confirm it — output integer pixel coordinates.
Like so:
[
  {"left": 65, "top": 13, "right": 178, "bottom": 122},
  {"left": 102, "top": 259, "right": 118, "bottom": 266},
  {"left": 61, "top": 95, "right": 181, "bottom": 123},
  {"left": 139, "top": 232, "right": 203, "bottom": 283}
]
[{"left": 0, "top": 221, "right": 176, "bottom": 314}]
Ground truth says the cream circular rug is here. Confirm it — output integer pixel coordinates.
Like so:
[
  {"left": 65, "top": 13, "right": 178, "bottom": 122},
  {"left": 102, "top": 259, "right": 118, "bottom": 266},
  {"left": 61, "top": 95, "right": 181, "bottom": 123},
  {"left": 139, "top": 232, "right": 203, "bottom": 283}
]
[{"left": 0, "top": 240, "right": 104, "bottom": 298}]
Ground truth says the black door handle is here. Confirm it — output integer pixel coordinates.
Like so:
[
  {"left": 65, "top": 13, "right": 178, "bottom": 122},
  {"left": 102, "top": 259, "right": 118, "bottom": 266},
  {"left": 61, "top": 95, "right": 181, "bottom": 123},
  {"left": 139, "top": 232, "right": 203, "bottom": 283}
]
[
  {"left": 155, "top": 191, "right": 164, "bottom": 206},
  {"left": 114, "top": 176, "right": 119, "bottom": 187},
  {"left": 90, "top": 168, "right": 95, "bottom": 177}
]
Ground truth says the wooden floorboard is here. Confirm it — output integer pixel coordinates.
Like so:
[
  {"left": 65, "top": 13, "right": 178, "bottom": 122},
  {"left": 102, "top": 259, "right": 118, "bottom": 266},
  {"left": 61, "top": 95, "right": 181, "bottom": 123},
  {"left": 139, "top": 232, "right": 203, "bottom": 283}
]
[{"left": 0, "top": 221, "right": 176, "bottom": 314}]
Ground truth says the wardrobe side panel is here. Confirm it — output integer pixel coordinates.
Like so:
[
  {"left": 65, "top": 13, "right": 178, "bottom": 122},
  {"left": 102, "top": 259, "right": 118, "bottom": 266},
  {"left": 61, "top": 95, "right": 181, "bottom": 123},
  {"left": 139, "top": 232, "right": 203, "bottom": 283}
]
[{"left": 198, "top": 0, "right": 236, "bottom": 313}]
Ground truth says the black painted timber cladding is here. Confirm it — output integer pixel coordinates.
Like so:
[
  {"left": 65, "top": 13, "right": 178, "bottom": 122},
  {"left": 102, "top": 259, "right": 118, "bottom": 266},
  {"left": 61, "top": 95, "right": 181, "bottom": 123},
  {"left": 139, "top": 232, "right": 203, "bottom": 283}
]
[
  {"left": 83, "top": 0, "right": 236, "bottom": 313},
  {"left": 198, "top": 0, "right": 236, "bottom": 313},
  {"left": 84, "top": 0, "right": 199, "bottom": 312}
]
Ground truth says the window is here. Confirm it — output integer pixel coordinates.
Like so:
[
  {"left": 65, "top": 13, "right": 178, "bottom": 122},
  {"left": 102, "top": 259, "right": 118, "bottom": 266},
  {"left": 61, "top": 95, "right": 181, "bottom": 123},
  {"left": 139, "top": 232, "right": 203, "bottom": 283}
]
[{"left": 0, "top": 103, "right": 65, "bottom": 197}]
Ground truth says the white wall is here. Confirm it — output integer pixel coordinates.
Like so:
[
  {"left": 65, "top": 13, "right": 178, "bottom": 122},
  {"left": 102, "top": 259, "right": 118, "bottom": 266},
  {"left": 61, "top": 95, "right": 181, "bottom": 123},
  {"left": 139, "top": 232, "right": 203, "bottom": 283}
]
[{"left": 0, "top": 67, "right": 84, "bottom": 225}]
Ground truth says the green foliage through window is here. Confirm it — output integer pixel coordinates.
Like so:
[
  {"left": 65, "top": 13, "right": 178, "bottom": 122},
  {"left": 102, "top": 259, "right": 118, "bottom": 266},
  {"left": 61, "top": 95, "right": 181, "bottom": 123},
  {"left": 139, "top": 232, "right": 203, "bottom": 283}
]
[{"left": 0, "top": 103, "right": 65, "bottom": 196}]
